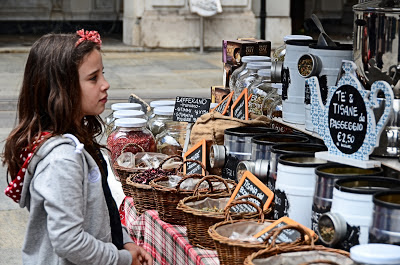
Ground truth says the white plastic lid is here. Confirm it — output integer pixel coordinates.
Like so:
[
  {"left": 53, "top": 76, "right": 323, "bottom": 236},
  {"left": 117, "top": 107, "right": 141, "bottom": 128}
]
[
  {"left": 111, "top": 102, "right": 142, "bottom": 111},
  {"left": 246, "top": 62, "right": 272, "bottom": 70},
  {"left": 283, "top": 35, "right": 313, "bottom": 42},
  {"left": 210, "top": 102, "right": 219, "bottom": 109},
  {"left": 113, "top": 110, "right": 145, "bottom": 119},
  {"left": 258, "top": 69, "right": 271, "bottom": 77},
  {"left": 350, "top": 244, "right": 400, "bottom": 264},
  {"left": 115, "top": 118, "right": 147, "bottom": 128},
  {"left": 150, "top": 100, "right": 175, "bottom": 108},
  {"left": 242, "top": 56, "right": 271, "bottom": 63},
  {"left": 153, "top": 106, "right": 175, "bottom": 115}
]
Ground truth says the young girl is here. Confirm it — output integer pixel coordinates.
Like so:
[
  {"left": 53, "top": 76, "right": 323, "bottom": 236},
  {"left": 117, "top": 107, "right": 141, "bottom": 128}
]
[{"left": 2, "top": 30, "right": 153, "bottom": 265}]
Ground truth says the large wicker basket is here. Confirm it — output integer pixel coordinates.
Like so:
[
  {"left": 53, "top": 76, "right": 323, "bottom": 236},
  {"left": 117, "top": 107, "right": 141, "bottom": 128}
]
[
  {"left": 244, "top": 225, "right": 350, "bottom": 265},
  {"left": 178, "top": 179, "right": 271, "bottom": 249},
  {"left": 208, "top": 209, "right": 317, "bottom": 265},
  {"left": 125, "top": 155, "right": 183, "bottom": 215}
]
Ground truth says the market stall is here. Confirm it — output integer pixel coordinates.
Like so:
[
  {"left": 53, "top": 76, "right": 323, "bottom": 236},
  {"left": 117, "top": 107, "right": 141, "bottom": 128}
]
[{"left": 108, "top": 2, "right": 400, "bottom": 264}]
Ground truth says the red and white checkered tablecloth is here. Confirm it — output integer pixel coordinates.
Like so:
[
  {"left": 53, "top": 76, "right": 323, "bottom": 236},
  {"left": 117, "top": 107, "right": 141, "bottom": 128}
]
[{"left": 122, "top": 197, "right": 220, "bottom": 265}]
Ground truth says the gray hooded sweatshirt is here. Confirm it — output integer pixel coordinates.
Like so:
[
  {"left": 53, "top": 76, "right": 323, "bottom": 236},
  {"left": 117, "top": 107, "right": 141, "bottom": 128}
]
[{"left": 19, "top": 134, "right": 134, "bottom": 265}]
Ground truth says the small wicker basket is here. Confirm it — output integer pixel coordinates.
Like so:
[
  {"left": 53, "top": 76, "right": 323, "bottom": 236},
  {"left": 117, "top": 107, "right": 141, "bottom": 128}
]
[
  {"left": 178, "top": 181, "right": 271, "bottom": 249},
  {"left": 244, "top": 225, "right": 350, "bottom": 265},
  {"left": 208, "top": 209, "right": 316, "bottom": 265},
  {"left": 112, "top": 143, "right": 147, "bottom": 196},
  {"left": 125, "top": 155, "right": 183, "bottom": 215}
]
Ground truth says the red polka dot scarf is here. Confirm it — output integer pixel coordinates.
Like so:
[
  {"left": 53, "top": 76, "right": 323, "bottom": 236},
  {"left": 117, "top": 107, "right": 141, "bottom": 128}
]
[{"left": 4, "top": 132, "right": 51, "bottom": 203}]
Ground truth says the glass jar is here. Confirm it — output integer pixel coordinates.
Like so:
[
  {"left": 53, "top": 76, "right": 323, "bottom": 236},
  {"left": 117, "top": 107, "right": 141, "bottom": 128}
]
[
  {"left": 155, "top": 121, "right": 187, "bottom": 156},
  {"left": 147, "top": 100, "right": 175, "bottom": 119},
  {"left": 263, "top": 83, "right": 283, "bottom": 119},
  {"left": 229, "top": 56, "right": 271, "bottom": 93},
  {"left": 106, "top": 109, "right": 146, "bottom": 136},
  {"left": 234, "top": 61, "right": 271, "bottom": 101},
  {"left": 105, "top": 103, "right": 142, "bottom": 136},
  {"left": 272, "top": 35, "right": 313, "bottom": 62},
  {"left": 107, "top": 118, "right": 156, "bottom": 170},
  {"left": 147, "top": 106, "right": 174, "bottom": 137},
  {"left": 248, "top": 68, "right": 274, "bottom": 115}
]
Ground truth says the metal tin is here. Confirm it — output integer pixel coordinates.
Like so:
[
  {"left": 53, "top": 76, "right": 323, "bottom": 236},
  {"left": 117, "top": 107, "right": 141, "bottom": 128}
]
[
  {"left": 209, "top": 144, "right": 226, "bottom": 168},
  {"left": 319, "top": 176, "right": 400, "bottom": 248},
  {"left": 311, "top": 164, "right": 383, "bottom": 236},
  {"left": 251, "top": 133, "right": 309, "bottom": 161},
  {"left": 224, "top": 127, "right": 277, "bottom": 161},
  {"left": 370, "top": 190, "right": 400, "bottom": 245}
]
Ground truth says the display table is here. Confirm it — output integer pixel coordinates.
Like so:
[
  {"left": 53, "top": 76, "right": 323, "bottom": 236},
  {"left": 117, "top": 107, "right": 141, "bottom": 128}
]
[{"left": 122, "top": 197, "right": 219, "bottom": 265}]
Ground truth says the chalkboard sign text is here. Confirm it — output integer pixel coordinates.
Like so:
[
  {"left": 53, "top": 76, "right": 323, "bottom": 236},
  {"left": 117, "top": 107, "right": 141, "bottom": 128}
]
[
  {"left": 174, "top": 96, "right": 211, "bottom": 123},
  {"left": 212, "top": 92, "right": 233, "bottom": 115},
  {"left": 328, "top": 84, "right": 367, "bottom": 155},
  {"left": 183, "top": 139, "right": 206, "bottom": 175},
  {"left": 231, "top": 88, "right": 249, "bottom": 120},
  {"left": 227, "top": 171, "right": 273, "bottom": 212}
]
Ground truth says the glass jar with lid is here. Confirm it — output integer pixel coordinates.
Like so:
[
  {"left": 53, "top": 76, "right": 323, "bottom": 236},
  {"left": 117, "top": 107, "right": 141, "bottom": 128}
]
[
  {"left": 107, "top": 118, "right": 156, "bottom": 173},
  {"left": 229, "top": 56, "right": 271, "bottom": 93},
  {"left": 147, "top": 100, "right": 175, "bottom": 119},
  {"left": 147, "top": 106, "right": 175, "bottom": 137},
  {"left": 105, "top": 102, "right": 142, "bottom": 136},
  {"left": 106, "top": 109, "right": 146, "bottom": 136},
  {"left": 155, "top": 121, "right": 187, "bottom": 156},
  {"left": 234, "top": 61, "right": 271, "bottom": 101}
]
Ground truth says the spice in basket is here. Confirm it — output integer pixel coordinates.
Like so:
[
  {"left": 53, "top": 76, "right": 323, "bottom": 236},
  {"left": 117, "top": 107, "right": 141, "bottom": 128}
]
[
  {"left": 132, "top": 168, "right": 176, "bottom": 185},
  {"left": 201, "top": 206, "right": 224, "bottom": 212}
]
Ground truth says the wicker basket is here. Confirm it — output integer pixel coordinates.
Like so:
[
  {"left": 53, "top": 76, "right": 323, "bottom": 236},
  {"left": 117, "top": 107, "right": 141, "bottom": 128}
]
[
  {"left": 150, "top": 159, "right": 223, "bottom": 225},
  {"left": 178, "top": 180, "right": 272, "bottom": 249},
  {"left": 125, "top": 155, "right": 183, "bottom": 215},
  {"left": 112, "top": 143, "right": 147, "bottom": 196},
  {"left": 208, "top": 209, "right": 316, "bottom": 265},
  {"left": 244, "top": 225, "right": 350, "bottom": 265}
]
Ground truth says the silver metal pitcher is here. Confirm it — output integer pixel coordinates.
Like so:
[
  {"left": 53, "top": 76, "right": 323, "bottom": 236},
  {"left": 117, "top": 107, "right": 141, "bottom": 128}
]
[{"left": 353, "top": 1, "right": 400, "bottom": 157}]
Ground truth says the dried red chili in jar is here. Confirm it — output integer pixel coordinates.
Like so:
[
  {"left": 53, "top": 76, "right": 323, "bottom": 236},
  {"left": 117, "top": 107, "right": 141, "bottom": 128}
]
[{"left": 107, "top": 118, "right": 156, "bottom": 170}]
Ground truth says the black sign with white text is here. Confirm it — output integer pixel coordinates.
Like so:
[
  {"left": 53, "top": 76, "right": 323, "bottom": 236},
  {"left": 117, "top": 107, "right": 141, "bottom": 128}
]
[
  {"left": 174, "top": 96, "right": 211, "bottom": 123},
  {"left": 328, "top": 85, "right": 367, "bottom": 154}
]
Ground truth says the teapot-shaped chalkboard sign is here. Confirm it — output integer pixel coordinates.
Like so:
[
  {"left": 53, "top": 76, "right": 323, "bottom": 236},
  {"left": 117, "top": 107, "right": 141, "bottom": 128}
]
[{"left": 307, "top": 60, "right": 393, "bottom": 168}]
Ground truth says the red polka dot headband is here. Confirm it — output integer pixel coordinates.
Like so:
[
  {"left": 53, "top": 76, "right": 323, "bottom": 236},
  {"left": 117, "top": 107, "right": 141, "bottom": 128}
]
[{"left": 75, "top": 29, "right": 102, "bottom": 48}]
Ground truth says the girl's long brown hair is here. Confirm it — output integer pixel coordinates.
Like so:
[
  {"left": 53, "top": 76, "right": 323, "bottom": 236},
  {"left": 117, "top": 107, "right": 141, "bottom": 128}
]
[{"left": 2, "top": 33, "right": 104, "bottom": 180}]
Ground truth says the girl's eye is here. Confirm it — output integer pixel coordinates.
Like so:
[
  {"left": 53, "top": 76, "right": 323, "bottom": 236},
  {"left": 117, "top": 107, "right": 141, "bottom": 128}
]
[{"left": 90, "top": 75, "right": 97, "bottom": 81}]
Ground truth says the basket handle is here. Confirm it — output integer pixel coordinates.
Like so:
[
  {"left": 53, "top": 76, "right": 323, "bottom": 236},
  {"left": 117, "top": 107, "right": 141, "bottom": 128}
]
[
  {"left": 299, "top": 260, "right": 341, "bottom": 265},
  {"left": 265, "top": 224, "right": 313, "bottom": 247},
  {"left": 121, "top": 142, "right": 145, "bottom": 153},
  {"left": 223, "top": 199, "right": 264, "bottom": 223},
  {"left": 192, "top": 175, "right": 232, "bottom": 197},
  {"left": 175, "top": 173, "right": 214, "bottom": 193},
  {"left": 158, "top": 155, "right": 184, "bottom": 170},
  {"left": 178, "top": 159, "right": 207, "bottom": 174},
  {"left": 234, "top": 194, "right": 264, "bottom": 209}
]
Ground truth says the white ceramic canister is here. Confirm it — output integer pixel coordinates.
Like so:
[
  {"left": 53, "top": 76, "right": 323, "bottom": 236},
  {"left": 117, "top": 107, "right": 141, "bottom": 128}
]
[
  {"left": 350, "top": 243, "right": 400, "bottom": 265},
  {"left": 318, "top": 176, "right": 400, "bottom": 251},
  {"left": 302, "top": 44, "right": 353, "bottom": 132},
  {"left": 281, "top": 39, "right": 315, "bottom": 124},
  {"left": 273, "top": 154, "right": 327, "bottom": 228}
]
